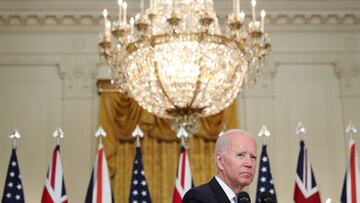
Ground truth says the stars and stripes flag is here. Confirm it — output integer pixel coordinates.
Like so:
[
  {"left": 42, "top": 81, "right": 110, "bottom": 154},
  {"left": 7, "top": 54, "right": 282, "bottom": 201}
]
[
  {"left": 85, "top": 142, "right": 113, "bottom": 203},
  {"left": 341, "top": 138, "right": 360, "bottom": 203},
  {"left": 255, "top": 144, "right": 277, "bottom": 203},
  {"left": 41, "top": 145, "right": 68, "bottom": 203},
  {"left": 1, "top": 148, "right": 25, "bottom": 203},
  {"left": 293, "top": 140, "right": 321, "bottom": 203},
  {"left": 172, "top": 145, "right": 193, "bottom": 203},
  {"left": 129, "top": 146, "right": 152, "bottom": 203}
]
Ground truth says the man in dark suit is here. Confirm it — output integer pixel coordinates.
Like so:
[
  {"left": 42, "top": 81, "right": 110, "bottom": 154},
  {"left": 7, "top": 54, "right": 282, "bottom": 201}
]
[{"left": 183, "top": 129, "right": 257, "bottom": 203}]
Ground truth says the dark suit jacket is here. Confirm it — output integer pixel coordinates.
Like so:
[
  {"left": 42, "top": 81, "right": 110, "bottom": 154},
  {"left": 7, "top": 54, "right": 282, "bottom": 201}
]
[{"left": 182, "top": 177, "right": 231, "bottom": 203}]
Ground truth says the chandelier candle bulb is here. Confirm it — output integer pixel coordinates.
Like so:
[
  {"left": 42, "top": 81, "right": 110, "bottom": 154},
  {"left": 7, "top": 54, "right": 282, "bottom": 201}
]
[
  {"left": 130, "top": 17, "right": 135, "bottom": 40},
  {"left": 239, "top": 11, "right": 245, "bottom": 23},
  {"left": 251, "top": 0, "right": 256, "bottom": 22},
  {"left": 118, "top": 0, "right": 123, "bottom": 22},
  {"left": 172, "top": 0, "right": 175, "bottom": 13},
  {"left": 204, "top": 0, "right": 207, "bottom": 12},
  {"left": 233, "top": 0, "right": 235, "bottom": 14},
  {"left": 105, "top": 21, "right": 112, "bottom": 41},
  {"left": 140, "top": 0, "right": 144, "bottom": 14},
  {"left": 105, "top": 21, "right": 111, "bottom": 34},
  {"left": 123, "top": 2, "right": 127, "bottom": 25},
  {"left": 236, "top": 0, "right": 240, "bottom": 14},
  {"left": 102, "top": 9, "right": 108, "bottom": 32},
  {"left": 260, "top": 10, "right": 265, "bottom": 32}
]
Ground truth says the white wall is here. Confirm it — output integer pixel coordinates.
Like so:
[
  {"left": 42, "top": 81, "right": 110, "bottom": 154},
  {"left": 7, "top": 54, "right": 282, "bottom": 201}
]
[
  {"left": 0, "top": 30, "right": 100, "bottom": 202},
  {"left": 0, "top": 1, "right": 359, "bottom": 202}
]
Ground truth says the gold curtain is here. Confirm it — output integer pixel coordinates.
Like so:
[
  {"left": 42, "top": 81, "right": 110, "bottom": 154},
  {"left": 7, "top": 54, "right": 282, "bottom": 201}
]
[{"left": 98, "top": 81, "right": 238, "bottom": 203}]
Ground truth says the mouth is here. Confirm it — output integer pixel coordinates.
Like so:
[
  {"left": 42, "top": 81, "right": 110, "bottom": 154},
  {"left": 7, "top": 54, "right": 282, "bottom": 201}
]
[{"left": 240, "top": 172, "right": 253, "bottom": 178}]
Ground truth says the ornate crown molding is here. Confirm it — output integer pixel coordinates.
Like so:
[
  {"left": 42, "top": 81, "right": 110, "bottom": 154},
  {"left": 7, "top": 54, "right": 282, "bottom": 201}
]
[
  {"left": 1, "top": 13, "right": 359, "bottom": 27},
  {"left": 0, "top": 1, "right": 360, "bottom": 30}
]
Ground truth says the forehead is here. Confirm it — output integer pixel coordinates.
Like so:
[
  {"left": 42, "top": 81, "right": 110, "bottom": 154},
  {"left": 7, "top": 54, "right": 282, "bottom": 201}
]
[{"left": 227, "top": 134, "right": 257, "bottom": 152}]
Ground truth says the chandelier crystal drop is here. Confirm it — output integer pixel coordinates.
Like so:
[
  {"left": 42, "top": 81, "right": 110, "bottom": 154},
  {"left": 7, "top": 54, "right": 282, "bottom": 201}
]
[{"left": 98, "top": 0, "right": 271, "bottom": 134}]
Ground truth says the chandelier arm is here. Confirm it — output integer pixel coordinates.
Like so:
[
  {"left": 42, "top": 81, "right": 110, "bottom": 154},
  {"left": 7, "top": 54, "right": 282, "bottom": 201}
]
[{"left": 153, "top": 60, "right": 178, "bottom": 110}]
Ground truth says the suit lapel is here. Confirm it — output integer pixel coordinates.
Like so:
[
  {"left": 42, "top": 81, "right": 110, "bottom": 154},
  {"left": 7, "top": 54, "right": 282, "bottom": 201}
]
[{"left": 209, "top": 177, "right": 231, "bottom": 203}]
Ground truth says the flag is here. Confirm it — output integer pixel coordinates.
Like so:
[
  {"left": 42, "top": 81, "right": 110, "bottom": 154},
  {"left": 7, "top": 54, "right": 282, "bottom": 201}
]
[
  {"left": 1, "top": 148, "right": 25, "bottom": 203},
  {"left": 41, "top": 145, "right": 68, "bottom": 203},
  {"left": 85, "top": 142, "right": 113, "bottom": 203},
  {"left": 172, "top": 145, "right": 193, "bottom": 203},
  {"left": 255, "top": 144, "right": 277, "bottom": 203},
  {"left": 341, "top": 139, "right": 360, "bottom": 203},
  {"left": 129, "top": 146, "right": 152, "bottom": 203},
  {"left": 294, "top": 140, "right": 321, "bottom": 203}
]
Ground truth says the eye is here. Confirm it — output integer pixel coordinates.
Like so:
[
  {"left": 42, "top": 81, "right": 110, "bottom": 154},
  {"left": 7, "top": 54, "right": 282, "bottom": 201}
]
[
  {"left": 237, "top": 153, "right": 246, "bottom": 158},
  {"left": 250, "top": 155, "right": 257, "bottom": 161}
]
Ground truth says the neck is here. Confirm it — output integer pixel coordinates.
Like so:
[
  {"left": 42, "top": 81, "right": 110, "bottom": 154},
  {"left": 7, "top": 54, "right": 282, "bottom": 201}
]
[{"left": 217, "top": 172, "right": 243, "bottom": 195}]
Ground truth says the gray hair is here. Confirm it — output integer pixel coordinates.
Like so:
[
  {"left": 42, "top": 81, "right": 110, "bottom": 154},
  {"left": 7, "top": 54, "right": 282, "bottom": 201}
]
[{"left": 215, "top": 129, "right": 253, "bottom": 156}]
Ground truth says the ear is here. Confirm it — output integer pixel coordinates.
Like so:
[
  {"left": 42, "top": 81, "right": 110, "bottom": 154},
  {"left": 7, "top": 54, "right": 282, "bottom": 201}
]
[{"left": 216, "top": 152, "right": 225, "bottom": 170}]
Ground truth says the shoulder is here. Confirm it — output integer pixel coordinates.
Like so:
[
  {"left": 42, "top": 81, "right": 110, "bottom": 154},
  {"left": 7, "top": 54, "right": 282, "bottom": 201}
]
[{"left": 182, "top": 183, "right": 215, "bottom": 203}]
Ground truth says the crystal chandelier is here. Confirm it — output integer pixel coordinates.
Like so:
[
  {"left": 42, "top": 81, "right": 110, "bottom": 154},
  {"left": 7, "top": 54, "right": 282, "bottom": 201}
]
[{"left": 98, "top": 0, "right": 271, "bottom": 134}]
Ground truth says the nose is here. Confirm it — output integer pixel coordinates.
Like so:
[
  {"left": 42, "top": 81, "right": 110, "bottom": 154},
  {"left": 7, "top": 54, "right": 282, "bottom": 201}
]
[{"left": 243, "top": 155, "right": 254, "bottom": 168}]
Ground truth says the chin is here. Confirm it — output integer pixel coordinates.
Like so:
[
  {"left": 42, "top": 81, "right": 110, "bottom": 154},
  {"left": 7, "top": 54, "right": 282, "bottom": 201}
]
[{"left": 239, "top": 178, "right": 253, "bottom": 186}]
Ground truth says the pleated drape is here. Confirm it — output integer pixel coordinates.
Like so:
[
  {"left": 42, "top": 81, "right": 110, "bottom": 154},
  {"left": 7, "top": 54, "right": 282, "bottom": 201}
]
[{"left": 98, "top": 81, "right": 238, "bottom": 203}]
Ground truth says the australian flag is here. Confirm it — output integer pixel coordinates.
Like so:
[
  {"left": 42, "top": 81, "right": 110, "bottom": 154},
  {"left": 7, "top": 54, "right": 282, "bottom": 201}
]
[
  {"left": 1, "top": 148, "right": 25, "bottom": 203},
  {"left": 129, "top": 146, "right": 152, "bottom": 203},
  {"left": 255, "top": 145, "right": 277, "bottom": 203}
]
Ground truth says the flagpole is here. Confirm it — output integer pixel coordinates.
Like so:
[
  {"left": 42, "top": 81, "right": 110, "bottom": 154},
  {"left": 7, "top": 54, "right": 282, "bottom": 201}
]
[
  {"left": 53, "top": 128, "right": 64, "bottom": 146},
  {"left": 258, "top": 125, "right": 270, "bottom": 146},
  {"left": 177, "top": 126, "right": 189, "bottom": 148},
  {"left": 346, "top": 120, "right": 357, "bottom": 141},
  {"left": 295, "top": 122, "right": 306, "bottom": 140},
  {"left": 9, "top": 129, "right": 21, "bottom": 150},
  {"left": 95, "top": 126, "right": 107, "bottom": 145},
  {"left": 132, "top": 125, "right": 144, "bottom": 147}
]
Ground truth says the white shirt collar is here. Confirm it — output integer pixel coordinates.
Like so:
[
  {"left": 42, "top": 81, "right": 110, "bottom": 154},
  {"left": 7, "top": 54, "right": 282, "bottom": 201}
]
[{"left": 215, "top": 176, "right": 237, "bottom": 203}]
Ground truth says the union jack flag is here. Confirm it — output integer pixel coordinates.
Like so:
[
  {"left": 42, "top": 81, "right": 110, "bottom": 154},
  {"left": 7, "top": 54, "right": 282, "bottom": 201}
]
[
  {"left": 293, "top": 140, "right": 321, "bottom": 203},
  {"left": 41, "top": 145, "right": 68, "bottom": 203},
  {"left": 341, "top": 139, "right": 360, "bottom": 203},
  {"left": 172, "top": 145, "right": 193, "bottom": 203}
]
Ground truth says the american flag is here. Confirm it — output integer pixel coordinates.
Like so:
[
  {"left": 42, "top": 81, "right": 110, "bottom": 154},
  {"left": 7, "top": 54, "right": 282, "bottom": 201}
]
[
  {"left": 1, "top": 148, "right": 25, "bottom": 203},
  {"left": 172, "top": 145, "right": 193, "bottom": 203},
  {"left": 41, "top": 145, "right": 68, "bottom": 203},
  {"left": 129, "top": 146, "right": 152, "bottom": 203},
  {"left": 293, "top": 140, "right": 321, "bottom": 203},
  {"left": 341, "top": 139, "right": 360, "bottom": 203},
  {"left": 85, "top": 142, "right": 113, "bottom": 203},
  {"left": 255, "top": 145, "right": 277, "bottom": 203}
]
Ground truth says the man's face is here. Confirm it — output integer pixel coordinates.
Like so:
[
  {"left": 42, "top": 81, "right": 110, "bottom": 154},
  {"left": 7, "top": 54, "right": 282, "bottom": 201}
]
[{"left": 217, "top": 134, "right": 257, "bottom": 189}]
